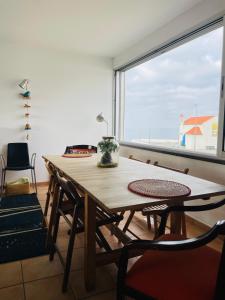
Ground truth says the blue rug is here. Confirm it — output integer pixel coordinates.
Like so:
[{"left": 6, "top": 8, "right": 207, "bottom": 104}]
[{"left": 0, "top": 193, "right": 49, "bottom": 263}]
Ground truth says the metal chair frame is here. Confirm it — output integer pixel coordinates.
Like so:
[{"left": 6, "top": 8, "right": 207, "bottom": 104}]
[{"left": 1, "top": 149, "right": 37, "bottom": 196}]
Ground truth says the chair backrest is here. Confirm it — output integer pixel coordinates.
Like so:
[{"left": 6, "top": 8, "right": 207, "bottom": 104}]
[
  {"left": 7, "top": 143, "right": 30, "bottom": 167},
  {"left": 157, "top": 197, "right": 225, "bottom": 238},
  {"left": 56, "top": 172, "right": 82, "bottom": 208},
  {"left": 154, "top": 161, "right": 189, "bottom": 174},
  {"left": 129, "top": 155, "right": 150, "bottom": 164},
  {"left": 45, "top": 162, "right": 55, "bottom": 176},
  {"left": 64, "top": 145, "right": 97, "bottom": 154}
]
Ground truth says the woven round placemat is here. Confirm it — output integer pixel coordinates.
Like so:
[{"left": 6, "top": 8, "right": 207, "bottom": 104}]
[
  {"left": 128, "top": 179, "right": 191, "bottom": 198},
  {"left": 62, "top": 153, "right": 92, "bottom": 158}
]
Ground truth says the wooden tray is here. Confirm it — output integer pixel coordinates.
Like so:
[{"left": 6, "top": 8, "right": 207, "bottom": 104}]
[{"left": 128, "top": 179, "right": 191, "bottom": 198}]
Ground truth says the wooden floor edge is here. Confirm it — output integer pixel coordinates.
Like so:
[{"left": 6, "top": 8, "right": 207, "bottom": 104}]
[{"left": 185, "top": 214, "right": 224, "bottom": 241}]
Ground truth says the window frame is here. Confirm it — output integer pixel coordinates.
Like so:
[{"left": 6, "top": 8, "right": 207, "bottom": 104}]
[{"left": 114, "top": 16, "right": 225, "bottom": 163}]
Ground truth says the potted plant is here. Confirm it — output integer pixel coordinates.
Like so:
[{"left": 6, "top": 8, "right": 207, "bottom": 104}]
[{"left": 97, "top": 136, "right": 119, "bottom": 167}]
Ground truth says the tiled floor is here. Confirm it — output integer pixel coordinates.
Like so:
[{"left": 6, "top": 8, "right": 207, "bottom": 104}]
[{"left": 0, "top": 184, "right": 222, "bottom": 300}]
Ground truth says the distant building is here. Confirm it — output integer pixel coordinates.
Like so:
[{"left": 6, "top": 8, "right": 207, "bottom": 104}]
[{"left": 179, "top": 115, "right": 218, "bottom": 151}]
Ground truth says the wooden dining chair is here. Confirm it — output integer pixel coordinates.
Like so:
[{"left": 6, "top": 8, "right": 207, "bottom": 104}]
[
  {"left": 142, "top": 162, "right": 189, "bottom": 237},
  {"left": 153, "top": 161, "right": 189, "bottom": 174},
  {"left": 115, "top": 155, "right": 151, "bottom": 239},
  {"left": 117, "top": 198, "right": 225, "bottom": 300},
  {"left": 49, "top": 172, "right": 123, "bottom": 292},
  {"left": 129, "top": 155, "right": 151, "bottom": 164}
]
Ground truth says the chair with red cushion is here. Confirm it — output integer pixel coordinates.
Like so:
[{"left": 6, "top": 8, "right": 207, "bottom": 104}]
[{"left": 117, "top": 198, "right": 225, "bottom": 300}]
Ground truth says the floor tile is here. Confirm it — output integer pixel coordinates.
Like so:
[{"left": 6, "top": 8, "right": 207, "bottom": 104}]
[
  {"left": 25, "top": 275, "right": 75, "bottom": 300},
  {"left": 22, "top": 255, "right": 63, "bottom": 282},
  {"left": 57, "top": 234, "right": 70, "bottom": 252},
  {"left": 0, "top": 284, "right": 25, "bottom": 300},
  {"left": 57, "top": 232, "right": 84, "bottom": 253},
  {"left": 0, "top": 261, "right": 22, "bottom": 288},
  {"left": 69, "top": 267, "right": 115, "bottom": 299}
]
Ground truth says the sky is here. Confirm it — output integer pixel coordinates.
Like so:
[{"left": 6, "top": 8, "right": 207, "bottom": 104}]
[{"left": 124, "top": 26, "right": 224, "bottom": 141}]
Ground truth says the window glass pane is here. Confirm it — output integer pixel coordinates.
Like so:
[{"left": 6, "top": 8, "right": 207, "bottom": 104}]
[{"left": 124, "top": 27, "right": 223, "bottom": 155}]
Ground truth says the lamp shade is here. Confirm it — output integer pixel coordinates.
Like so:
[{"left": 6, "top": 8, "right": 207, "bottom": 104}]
[
  {"left": 96, "top": 112, "right": 109, "bottom": 136},
  {"left": 18, "top": 79, "right": 29, "bottom": 89},
  {"left": 96, "top": 112, "right": 105, "bottom": 123}
]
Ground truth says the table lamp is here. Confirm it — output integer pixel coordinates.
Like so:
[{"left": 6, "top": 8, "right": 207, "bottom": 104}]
[{"left": 96, "top": 112, "right": 108, "bottom": 136}]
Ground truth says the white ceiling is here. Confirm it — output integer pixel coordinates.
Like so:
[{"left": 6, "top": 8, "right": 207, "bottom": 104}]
[{"left": 0, "top": 0, "right": 204, "bottom": 57}]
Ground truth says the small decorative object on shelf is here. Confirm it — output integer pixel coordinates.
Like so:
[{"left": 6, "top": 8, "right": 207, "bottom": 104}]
[
  {"left": 20, "top": 91, "right": 30, "bottom": 98},
  {"left": 25, "top": 123, "right": 31, "bottom": 130},
  {"left": 18, "top": 79, "right": 31, "bottom": 140},
  {"left": 97, "top": 136, "right": 119, "bottom": 168}
]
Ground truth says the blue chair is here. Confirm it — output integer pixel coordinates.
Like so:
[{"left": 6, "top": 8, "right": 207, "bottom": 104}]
[{"left": 1, "top": 143, "right": 37, "bottom": 195}]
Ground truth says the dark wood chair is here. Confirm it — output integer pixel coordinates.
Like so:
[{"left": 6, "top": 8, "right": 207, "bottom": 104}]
[
  {"left": 142, "top": 161, "right": 189, "bottom": 237},
  {"left": 0, "top": 143, "right": 37, "bottom": 195},
  {"left": 117, "top": 198, "right": 225, "bottom": 300},
  {"left": 49, "top": 172, "right": 123, "bottom": 292},
  {"left": 129, "top": 155, "right": 151, "bottom": 164},
  {"left": 43, "top": 162, "right": 56, "bottom": 217},
  {"left": 64, "top": 144, "right": 97, "bottom": 154}
]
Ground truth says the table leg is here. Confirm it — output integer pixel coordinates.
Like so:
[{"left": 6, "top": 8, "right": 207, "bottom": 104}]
[
  {"left": 84, "top": 192, "right": 96, "bottom": 291},
  {"left": 170, "top": 201, "right": 185, "bottom": 235},
  {"left": 170, "top": 211, "right": 183, "bottom": 234}
]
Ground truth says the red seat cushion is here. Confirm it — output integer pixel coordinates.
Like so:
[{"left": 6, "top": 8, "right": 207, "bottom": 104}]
[{"left": 125, "top": 241, "right": 221, "bottom": 300}]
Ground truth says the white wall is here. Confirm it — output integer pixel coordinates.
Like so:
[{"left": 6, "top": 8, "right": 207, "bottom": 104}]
[
  {"left": 113, "top": 0, "right": 225, "bottom": 68},
  {"left": 0, "top": 41, "right": 113, "bottom": 182}
]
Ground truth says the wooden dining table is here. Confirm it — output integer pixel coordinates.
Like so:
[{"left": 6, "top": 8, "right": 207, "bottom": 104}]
[{"left": 43, "top": 154, "right": 225, "bottom": 291}]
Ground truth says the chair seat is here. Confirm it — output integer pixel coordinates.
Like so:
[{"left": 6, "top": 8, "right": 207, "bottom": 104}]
[
  {"left": 125, "top": 243, "right": 220, "bottom": 300},
  {"left": 142, "top": 204, "right": 168, "bottom": 215},
  {"left": 5, "top": 165, "right": 33, "bottom": 171}
]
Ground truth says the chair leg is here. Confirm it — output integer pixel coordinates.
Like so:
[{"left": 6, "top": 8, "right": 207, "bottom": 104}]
[
  {"left": 181, "top": 213, "right": 187, "bottom": 238},
  {"left": 122, "top": 210, "right": 135, "bottom": 233},
  {"left": 96, "top": 227, "right": 112, "bottom": 252},
  {"left": 30, "top": 168, "right": 34, "bottom": 191},
  {"left": 95, "top": 232, "right": 104, "bottom": 248},
  {"left": 44, "top": 176, "right": 53, "bottom": 216},
  {"left": 116, "top": 211, "right": 125, "bottom": 226},
  {"left": 1, "top": 169, "right": 6, "bottom": 196},
  {"left": 32, "top": 168, "right": 37, "bottom": 194},
  {"left": 153, "top": 215, "right": 158, "bottom": 231},
  {"left": 146, "top": 214, "right": 151, "bottom": 230},
  {"left": 62, "top": 213, "right": 78, "bottom": 292},
  {"left": 47, "top": 184, "right": 60, "bottom": 246},
  {"left": 49, "top": 212, "right": 60, "bottom": 261}
]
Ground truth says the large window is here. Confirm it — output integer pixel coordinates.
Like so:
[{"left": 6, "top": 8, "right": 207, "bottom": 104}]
[{"left": 117, "top": 20, "right": 225, "bottom": 158}]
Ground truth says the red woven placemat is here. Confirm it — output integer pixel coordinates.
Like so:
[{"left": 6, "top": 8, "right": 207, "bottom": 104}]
[
  {"left": 128, "top": 179, "right": 191, "bottom": 198},
  {"left": 62, "top": 153, "right": 92, "bottom": 158}
]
